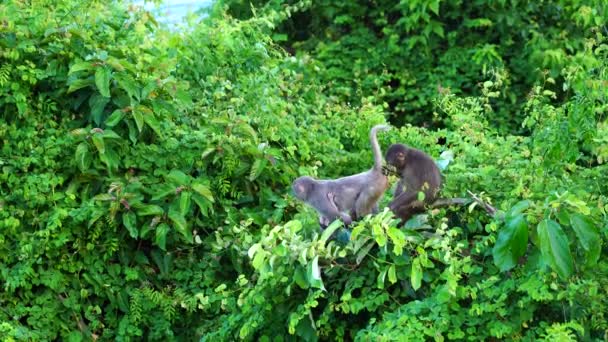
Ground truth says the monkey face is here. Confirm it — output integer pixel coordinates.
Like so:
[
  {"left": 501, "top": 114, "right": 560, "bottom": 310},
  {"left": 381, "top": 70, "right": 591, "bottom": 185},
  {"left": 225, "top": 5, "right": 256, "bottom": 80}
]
[
  {"left": 292, "top": 176, "right": 313, "bottom": 200},
  {"left": 386, "top": 144, "right": 408, "bottom": 171}
]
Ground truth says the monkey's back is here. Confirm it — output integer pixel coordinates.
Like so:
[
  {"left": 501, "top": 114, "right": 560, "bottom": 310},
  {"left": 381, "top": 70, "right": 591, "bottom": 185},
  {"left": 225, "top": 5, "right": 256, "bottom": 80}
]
[{"left": 403, "top": 148, "right": 442, "bottom": 198}]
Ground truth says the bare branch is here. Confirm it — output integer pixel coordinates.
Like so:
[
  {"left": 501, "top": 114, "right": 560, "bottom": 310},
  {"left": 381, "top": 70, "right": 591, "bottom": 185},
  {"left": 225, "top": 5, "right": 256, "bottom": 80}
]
[{"left": 427, "top": 191, "right": 497, "bottom": 217}]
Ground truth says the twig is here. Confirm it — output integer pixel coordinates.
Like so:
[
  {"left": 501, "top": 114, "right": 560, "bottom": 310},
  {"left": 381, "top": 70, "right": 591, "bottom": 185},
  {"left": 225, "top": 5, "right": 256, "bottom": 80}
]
[
  {"left": 430, "top": 197, "right": 470, "bottom": 208},
  {"left": 427, "top": 192, "right": 497, "bottom": 217},
  {"left": 466, "top": 190, "right": 497, "bottom": 216}
]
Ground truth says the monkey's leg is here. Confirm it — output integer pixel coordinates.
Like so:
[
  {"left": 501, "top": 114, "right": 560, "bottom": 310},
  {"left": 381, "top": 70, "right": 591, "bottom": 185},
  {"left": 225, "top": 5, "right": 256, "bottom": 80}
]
[
  {"left": 389, "top": 191, "right": 425, "bottom": 222},
  {"left": 323, "top": 192, "right": 353, "bottom": 225}
]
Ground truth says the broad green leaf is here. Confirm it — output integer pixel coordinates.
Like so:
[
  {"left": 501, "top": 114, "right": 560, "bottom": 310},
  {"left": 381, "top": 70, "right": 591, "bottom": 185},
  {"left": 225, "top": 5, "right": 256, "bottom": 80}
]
[
  {"left": 132, "top": 108, "right": 144, "bottom": 132},
  {"left": 91, "top": 133, "right": 105, "bottom": 154},
  {"left": 136, "top": 205, "right": 164, "bottom": 216},
  {"left": 179, "top": 191, "right": 192, "bottom": 216},
  {"left": 320, "top": 220, "right": 342, "bottom": 244},
  {"left": 247, "top": 243, "right": 261, "bottom": 259},
  {"left": 151, "top": 183, "right": 176, "bottom": 201},
  {"left": 570, "top": 213, "right": 601, "bottom": 265},
  {"left": 537, "top": 219, "right": 574, "bottom": 278},
  {"left": 492, "top": 214, "right": 529, "bottom": 272},
  {"left": 192, "top": 183, "right": 214, "bottom": 203},
  {"left": 249, "top": 159, "right": 267, "bottom": 181},
  {"left": 293, "top": 266, "right": 309, "bottom": 289},
  {"left": 105, "top": 109, "right": 124, "bottom": 127},
  {"left": 122, "top": 211, "right": 138, "bottom": 239},
  {"left": 106, "top": 56, "right": 125, "bottom": 71},
  {"left": 387, "top": 226, "right": 406, "bottom": 255},
  {"left": 95, "top": 66, "right": 111, "bottom": 97},
  {"left": 89, "top": 94, "right": 110, "bottom": 125},
  {"left": 507, "top": 200, "right": 531, "bottom": 218},
  {"left": 307, "top": 256, "right": 325, "bottom": 290},
  {"left": 356, "top": 241, "right": 375, "bottom": 265},
  {"left": 167, "top": 169, "right": 190, "bottom": 186},
  {"left": 114, "top": 73, "right": 139, "bottom": 99},
  {"left": 372, "top": 223, "right": 387, "bottom": 247},
  {"left": 252, "top": 250, "right": 266, "bottom": 270},
  {"left": 142, "top": 112, "right": 163, "bottom": 137},
  {"left": 388, "top": 265, "right": 397, "bottom": 284},
  {"left": 168, "top": 207, "right": 191, "bottom": 242},
  {"left": 192, "top": 194, "right": 212, "bottom": 217},
  {"left": 155, "top": 223, "right": 169, "bottom": 250},
  {"left": 68, "top": 61, "right": 93, "bottom": 75},
  {"left": 75, "top": 143, "right": 91, "bottom": 172},
  {"left": 101, "top": 129, "right": 121, "bottom": 140},
  {"left": 411, "top": 258, "right": 422, "bottom": 290},
  {"left": 429, "top": 0, "right": 439, "bottom": 15},
  {"left": 376, "top": 267, "right": 387, "bottom": 289}
]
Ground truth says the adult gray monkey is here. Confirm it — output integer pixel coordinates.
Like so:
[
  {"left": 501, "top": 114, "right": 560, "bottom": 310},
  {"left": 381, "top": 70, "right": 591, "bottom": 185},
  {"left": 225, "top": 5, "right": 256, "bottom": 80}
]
[{"left": 292, "top": 124, "right": 390, "bottom": 227}]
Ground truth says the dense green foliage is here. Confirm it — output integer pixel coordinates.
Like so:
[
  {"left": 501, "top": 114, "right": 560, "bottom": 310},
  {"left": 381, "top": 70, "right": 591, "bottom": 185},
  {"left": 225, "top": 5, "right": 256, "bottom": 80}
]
[
  {"left": 1, "top": 0, "right": 607, "bottom": 341},
  {"left": 225, "top": 0, "right": 607, "bottom": 132}
]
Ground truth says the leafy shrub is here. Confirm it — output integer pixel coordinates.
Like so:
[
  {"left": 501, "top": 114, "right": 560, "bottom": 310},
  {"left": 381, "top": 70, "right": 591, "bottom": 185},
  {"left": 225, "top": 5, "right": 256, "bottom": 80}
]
[{"left": 222, "top": 0, "right": 608, "bottom": 132}]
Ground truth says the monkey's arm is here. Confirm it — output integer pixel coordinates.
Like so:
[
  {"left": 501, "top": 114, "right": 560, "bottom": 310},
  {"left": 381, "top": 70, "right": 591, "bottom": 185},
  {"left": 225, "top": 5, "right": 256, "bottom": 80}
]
[
  {"left": 324, "top": 192, "right": 353, "bottom": 225},
  {"left": 394, "top": 181, "right": 404, "bottom": 197}
]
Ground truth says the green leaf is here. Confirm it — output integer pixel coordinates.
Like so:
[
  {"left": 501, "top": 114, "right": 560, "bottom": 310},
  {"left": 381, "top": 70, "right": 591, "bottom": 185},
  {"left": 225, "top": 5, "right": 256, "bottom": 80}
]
[
  {"left": 320, "top": 220, "right": 342, "bottom": 244},
  {"left": 168, "top": 207, "right": 191, "bottom": 242},
  {"left": 114, "top": 73, "right": 139, "bottom": 99},
  {"left": 95, "top": 66, "right": 111, "bottom": 97},
  {"left": 167, "top": 170, "right": 190, "bottom": 186},
  {"left": 75, "top": 142, "right": 91, "bottom": 172},
  {"left": 151, "top": 183, "right": 176, "bottom": 201},
  {"left": 155, "top": 223, "right": 169, "bottom": 250},
  {"left": 377, "top": 267, "right": 387, "bottom": 289},
  {"left": 388, "top": 265, "right": 397, "bottom": 284},
  {"left": 293, "top": 266, "right": 309, "bottom": 289},
  {"left": 136, "top": 204, "right": 164, "bottom": 216},
  {"left": 132, "top": 107, "right": 144, "bottom": 132},
  {"left": 411, "top": 258, "right": 422, "bottom": 290},
  {"left": 249, "top": 159, "right": 267, "bottom": 181},
  {"left": 106, "top": 56, "right": 126, "bottom": 71},
  {"left": 429, "top": 0, "right": 439, "bottom": 15},
  {"left": 89, "top": 94, "right": 110, "bottom": 125},
  {"left": 192, "top": 183, "right": 214, "bottom": 203},
  {"left": 142, "top": 112, "right": 163, "bottom": 137},
  {"left": 507, "top": 200, "right": 531, "bottom": 219},
  {"left": 67, "top": 79, "right": 94, "bottom": 94},
  {"left": 356, "top": 241, "right": 375, "bottom": 265},
  {"left": 91, "top": 133, "right": 105, "bottom": 154},
  {"left": 537, "top": 219, "right": 574, "bottom": 278},
  {"left": 68, "top": 61, "right": 93, "bottom": 75},
  {"left": 387, "top": 226, "right": 406, "bottom": 255},
  {"left": 252, "top": 250, "right": 266, "bottom": 270},
  {"left": 105, "top": 109, "right": 124, "bottom": 127},
  {"left": 307, "top": 256, "right": 325, "bottom": 290},
  {"left": 179, "top": 191, "right": 192, "bottom": 215},
  {"left": 570, "top": 213, "right": 601, "bottom": 265},
  {"left": 122, "top": 211, "right": 138, "bottom": 239},
  {"left": 492, "top": 214, "right": 529, "bottom": 272},
  {"left": 417, "top": 191, "right": 425, "bottom": 201}
]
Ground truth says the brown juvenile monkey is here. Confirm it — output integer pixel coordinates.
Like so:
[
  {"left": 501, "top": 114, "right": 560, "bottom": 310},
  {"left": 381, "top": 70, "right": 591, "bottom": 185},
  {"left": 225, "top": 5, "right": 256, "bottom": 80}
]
[
  {"left": 385, "top": 143, "right": 442, "bottom": 223},
  {"left": 292, "top": 125, "right": 390, "bottom": 227}
]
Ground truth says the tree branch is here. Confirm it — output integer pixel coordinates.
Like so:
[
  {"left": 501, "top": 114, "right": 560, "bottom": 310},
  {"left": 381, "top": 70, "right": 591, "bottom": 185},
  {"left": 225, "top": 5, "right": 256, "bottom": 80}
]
[{"left": 428, "top": 190, "right": 497, "bottom": 217}]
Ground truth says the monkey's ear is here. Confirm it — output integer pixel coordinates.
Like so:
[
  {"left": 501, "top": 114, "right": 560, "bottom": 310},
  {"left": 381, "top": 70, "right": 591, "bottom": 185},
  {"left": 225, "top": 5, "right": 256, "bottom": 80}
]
[{"left": 296, "top": 184, "right": 305, "bottom": 194}]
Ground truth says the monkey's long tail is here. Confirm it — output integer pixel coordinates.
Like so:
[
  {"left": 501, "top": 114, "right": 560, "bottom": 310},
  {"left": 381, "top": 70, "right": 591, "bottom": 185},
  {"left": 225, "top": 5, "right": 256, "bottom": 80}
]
[{"left": 370, "top": 124, "right": 390, "bottom": 170}]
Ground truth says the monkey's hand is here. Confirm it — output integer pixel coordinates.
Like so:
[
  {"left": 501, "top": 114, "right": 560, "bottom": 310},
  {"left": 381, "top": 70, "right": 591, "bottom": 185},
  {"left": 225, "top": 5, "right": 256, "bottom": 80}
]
[{"left": 340, "top": 213, "right": 353, "bottom": 225}]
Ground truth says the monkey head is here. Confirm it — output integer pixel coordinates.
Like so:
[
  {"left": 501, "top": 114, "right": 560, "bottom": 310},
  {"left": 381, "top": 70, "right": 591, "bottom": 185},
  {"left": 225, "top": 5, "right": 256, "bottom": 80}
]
[
  {"left": 385, "top": 143, "right": 408, "bottom": 171},
  {"left": 292, "top": 176, "right": 315, "bottom": 200}
]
